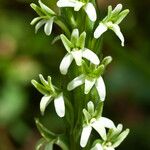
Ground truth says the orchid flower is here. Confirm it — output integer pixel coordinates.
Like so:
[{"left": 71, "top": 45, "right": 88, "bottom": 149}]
[
  {"left": 57, "top": 0, "right": 97, "bottom": 22},
  {"left": 60, "top": 29, "right": 100, "bottom": 75},
  {"left": 31, "top": 74, "right": 65, "bottom": 117},
  {"left": 30, "top": 0, "right": 56, "bottom": 35},
  {"left": 94, "top": 4, "right": 129, "bottom": 46},
  {"left": 91, "top": 124, "right": 130, "bottom": 150},
  {"left": 80, "top": 101, "right": 115, "bottom": 147}
]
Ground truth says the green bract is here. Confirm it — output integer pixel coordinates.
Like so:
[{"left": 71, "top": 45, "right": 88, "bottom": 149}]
[{"left": 30, "top": 0, "right": 130, "bottom": 149}]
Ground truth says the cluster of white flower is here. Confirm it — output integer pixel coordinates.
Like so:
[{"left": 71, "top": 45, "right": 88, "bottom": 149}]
[{"left": 31, "top": 0, "right": 129, "bottom": 149}]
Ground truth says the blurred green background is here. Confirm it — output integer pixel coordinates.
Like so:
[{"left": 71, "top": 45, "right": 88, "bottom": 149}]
[{"left": 0, "top": 0, "right": 150, "bottom": 149}]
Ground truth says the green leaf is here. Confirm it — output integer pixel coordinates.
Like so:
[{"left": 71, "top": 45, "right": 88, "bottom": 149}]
[
  {"left": 115, "top": 9, "right": 130, "bottom": 24},
  {"left": 60, "top": 34, "right": 73, "bottom": 52},
  {"left": 35, "top": 138, "right": 46, "bottom": 150},
  {"left": 30, "top": 3, "right": 44, "bottom": 16},
  {"left": 35, "top": 119, "right": 57, "bottom": 141},
  {"left": 113, "top": 129, "right": 130, "bottom": 148},
  {"left": 71, "top": 29, "right": 79, "bottom": 46},
  {"left": 31, "top": 80, "right": 49, "bottom": 95},
  {"left": 77, "top": 31, "right": 86, "bottom": 49}
]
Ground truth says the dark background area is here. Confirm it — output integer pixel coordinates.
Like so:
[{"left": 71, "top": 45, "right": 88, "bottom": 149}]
[{"left": 0, "top": 0, "right": 150, "bottom": 149}]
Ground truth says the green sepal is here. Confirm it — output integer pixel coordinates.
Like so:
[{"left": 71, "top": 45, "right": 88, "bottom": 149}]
[
  {"left": 77, "top": 31, "right": 86, "bottom": 49},
  {"left": 115, "top": 9, "right": 130, "bottom": 24},
  {"left": 93, "top": 65, "right": 105, "bottom": 77},
  {"left": 35, "top": 118, "right": 57, "bottom": 141},
  {"left": 107, "top": 124, "right": 123, "bottom": 141},
  {"left": 38, "top": 0, "right": 55, "bottom": 16},
  {"left": 82, "top": 61, "right": 91, "bottom": 74},
  {"left": 35, "top": 138, "right": 46, "bottom": 150},
  {"left": 31, "top": 80, "right": 49, "bottom": 95},
  {"left": 83, "top": 109, "right": 91, "bottom": 123},
  {"left": 111, "top": 4, "right": 122, "bottom": 16},
  {"left": 60, "top": 34, "right": 73, "bottom": 52},
  {"left": 39, "top": 74, "right": 50, "bottom": 89},
  {"left": 71, "top": 29, "right": 79, "bottom": 46},
  {"left": 107, "top": 5, "right": 112, "bottom": 19},
  {"left": 30, "top": 3, "right": 44, "bottom": 16},
  {"left": 87, "top": 101, "right": 95, "bottom": 116},
  {"left": 94, "top": 101, "right": 103, "bottom": 118},
  {"left": 112, "top": 129, "right": 130, "bottom": 148},
  {"left": 101, "top": 56, "right": 112, "bottom": 67}
]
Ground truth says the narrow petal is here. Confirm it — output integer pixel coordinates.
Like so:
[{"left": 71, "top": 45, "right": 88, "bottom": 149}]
[
  {"left": 71, "top": 49, "right": 83, "bottom": 66},
  {"left": 54, "top": 93, "right": 65, "bottom": 117},
  {"left": 108, "top": 23, "right": 124, "bottom": 46},
  {"left": 84, "top": 3, "right": 97, "bottom": 22},
  {"left": 57, "top": 0, "right": 76, "bottom": 8},
  {"left": 44, "top": 18, "right": 53, "bottom": 36},
  {"left": 84, "top": 78, "right": 96, "bottom": 94},
  {"left": 95, "top": 77, "right": 106, "bottom": 101},
  {"left": 91, "top": 121, "right": 107, "bottom": 141},
  {"left": 82, "top": 48, "right": 100, "bottom": 65},
  {"left": 80, "top": 125, "right": 92, "bottom": 147},
  {"left": 35, "top": 20, "right": 46, "bottom": 33},
  {"left": 91, "top": 143, "right": 103, "bottom": 150},
  {"left": 98, "top": 117, "right": 115, "bottom": 129},
  {"left": 94, "top": 23, "right": 108, "bottom": 39},
  {"left": 40, "top": 95, "right": 52, "bottom": 115},
  {"left": 59, "top": 53, "right": 73, "bottom": 75},
  {"left": 67, "top": 74, "right": 85, "bottom": 91}
]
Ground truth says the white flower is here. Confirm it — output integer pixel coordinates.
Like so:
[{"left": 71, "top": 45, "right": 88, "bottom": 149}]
[
  {"left": 94, "top": 4, "right": 129, "bottom": 46},
  {"left": 67, "top": 74, "right": 106, "bottom": 101},
  {"left": 32, "top": 74, "right": 65, "bottom": 118},
  {"left": 94, "top": 21, "right": 124, "bottom": 47},
  {"left": 30, "top": 0, "right": 56, "bottom": 36},
  {"left": 57, "top": 0, "right": 97, "bottom": 22},
  {"left": 90, "top": 124, "right": 130, "bottom": 150},
  {"left": 59, "top": 29, "right": 100, "bottom": 75},
  {"left": 80, "top": 117, "right": 115, "bottom": 147}
]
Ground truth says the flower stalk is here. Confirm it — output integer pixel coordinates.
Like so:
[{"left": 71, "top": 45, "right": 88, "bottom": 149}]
[{"left": 30, "top": 0, "right": 130, "bottom": 149}]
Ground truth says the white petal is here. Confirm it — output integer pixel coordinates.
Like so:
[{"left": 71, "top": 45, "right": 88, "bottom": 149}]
[
  {"left": 35, "top": 20, "right": 46, "bottom": 33},
  {"left": 67, "top": 74, "right": 85, "bottom": 91},
  {"left": 98, "top": 117, "right": 115, "bottom": 129},
  {"left": 44, "top": 18, "right": 53, "bottom": 36},
  {"left": 91, "top": 121, "right": 107, "bottom": 141},
  {"left": 95, "top": 77, "right": 106, "bottom": 101},
  {"left": 40, "top": 95, "right": 52, "bottom": 115},
  {"left": 84, "top": 3, "right": 97, "bottom": 22},
  {"left": 59, "top": 53, "right": 73, "bottom": 75},
  {"left": 74, "top": 1, "right": 84, "bottom": 11},
  {"left": 82, "top": 48, "right": 100, "bottom": 65},
  {"left": 54, "top": 93, "right": 65, "bottom": 117},
  {"left": 94, "top": 23, "right": 108, "bottom": 39},
  {"left": 105, "top": 147, "right": 115, "bottom": 150},
  {"left": 71, "top": 49, "right": 83, "bottom": 66},
  {"left": 108, "top": 23, "right": 124, "bottom": 46},
  {"left": 84, "top": 78, "right": 96, "bottom": 94},
  {"left": 57, "top": 0, "right": 76, "bottom": 8},
  {"left": 91, "top": 143, "right": 103, "bottom": 150},
  {"left": 80, "top": 125, "right": 92, "bottom": 147}
]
